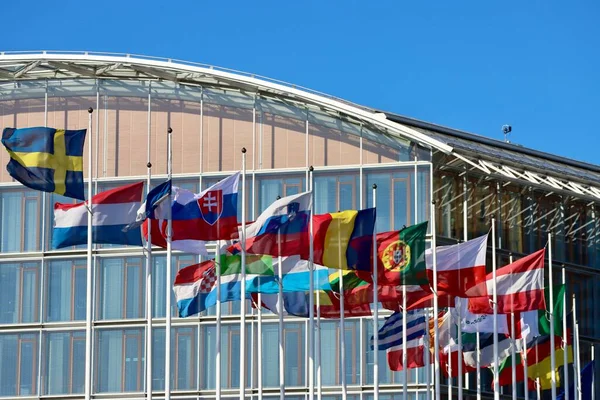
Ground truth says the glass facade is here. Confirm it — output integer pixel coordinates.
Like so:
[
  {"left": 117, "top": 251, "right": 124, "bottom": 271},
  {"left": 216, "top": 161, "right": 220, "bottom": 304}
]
[{"left": 0, "top": 67, "right": 597, "bottom": 400}]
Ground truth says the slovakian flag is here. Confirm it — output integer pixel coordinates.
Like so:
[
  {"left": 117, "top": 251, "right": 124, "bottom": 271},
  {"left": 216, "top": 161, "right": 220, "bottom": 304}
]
[
  {"left": 52, "top": 181, "right": 144, "bottom": 248},
  {"left": 466, "top": 248, "right": 546, "bottom": 314},
  {"left": 312, "top": 208, "right": 376, "bottom": 270},
  {"left": 241, "top": 191, "right": 312, "bottom": 257},
  {"left": 425, "top": 234, "right": 488, "bottom": 298}
]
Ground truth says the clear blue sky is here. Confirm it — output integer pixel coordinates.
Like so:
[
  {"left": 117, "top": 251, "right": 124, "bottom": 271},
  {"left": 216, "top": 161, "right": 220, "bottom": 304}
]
[{"left": 2, "top": 1, "right": 599, "bottom": 164}]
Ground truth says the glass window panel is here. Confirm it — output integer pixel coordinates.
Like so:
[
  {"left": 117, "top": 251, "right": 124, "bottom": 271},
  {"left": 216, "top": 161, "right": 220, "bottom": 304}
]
[
  {"left": 0, "top": 261, "right": 40, "bottom": 324},
  {"left": 285, "top": 322, "right": 305, "bottom": 386},
  {"left": 46, "top": 259, "right": 86, "bottom": 322},
  {"left": 95, "top": 328, "right": 144, "bottom": 393},
  {"left": 152, "top": 327, "right": 198, "bottom": 391},
  {"left": 1, "top": 190, "right": 41, "bottom": 252},
  {"left": 261, "top": 323, "right": 279, "bottom": 388},
  {"left": 98, "top": 257, "right": 144, "bottom": 320},
  {"left": 0, "top": 333, "right": 39, "bottom": 397},
  {"left": 365, "top": 168, "right": 413, "bottom": 232},
  {"left": 314, "top": 173, "right": 359, "bottom": 214},
  {"left": 258, "top": 176, "right": 305, "bottom": 213},
  {"left": 153, "top": 254, "right": 197, "bottom": 318},
  {"left": 44, "top": 331, "right": 85, "bottom": 395},
  {"left": 200, "top": 325, "right": 216, "bottom": 389}
]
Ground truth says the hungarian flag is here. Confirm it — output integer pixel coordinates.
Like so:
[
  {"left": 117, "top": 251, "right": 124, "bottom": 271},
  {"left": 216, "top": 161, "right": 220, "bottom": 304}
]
[
  {"left": 425, "top": 234, "right": 488, "bottom": 298},
  {"left": 466, "top": 248, "right": 546, "bottom": 314}
]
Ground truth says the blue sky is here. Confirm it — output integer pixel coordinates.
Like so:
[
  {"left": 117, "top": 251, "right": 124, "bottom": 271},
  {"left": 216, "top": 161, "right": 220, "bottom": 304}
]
[{"left": 2, "top": 1, "right": 599, "bottom": 164}]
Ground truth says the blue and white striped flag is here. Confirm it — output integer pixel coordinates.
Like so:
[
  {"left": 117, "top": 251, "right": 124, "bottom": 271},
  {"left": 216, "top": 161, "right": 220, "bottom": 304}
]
[{"left": 371, "top": 309, "right": 427, "bottom": 351}]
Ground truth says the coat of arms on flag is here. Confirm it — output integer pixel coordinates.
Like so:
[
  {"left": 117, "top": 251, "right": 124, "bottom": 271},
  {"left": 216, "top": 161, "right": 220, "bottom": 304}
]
[
  {"left": 198, "top": 189, "right": 223, "bottom": 226},
  {"left": 382, "top": 239, "right": 410, "bottom": 273}
]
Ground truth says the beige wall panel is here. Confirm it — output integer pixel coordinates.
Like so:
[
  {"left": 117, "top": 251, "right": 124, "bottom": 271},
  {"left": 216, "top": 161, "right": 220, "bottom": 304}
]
[
  {"left": 179, "top": 101, "right": 202, "bottom": 174},
  {"left": 362, "top": 135, "right": 400, "bottom": 164},
  {"left": 0, "top": 99, "right": 47, "bottom": 182},
  {"left": 261, "top": 113, "right": 306, "bottom": 170},
  {"left": 309, "top": 123, "right": 360, "bottom": 167},
  {"left": 203, "top": 105, "right": 253, "bottom": 173},
  {"left": 47, "top": 97, "right": 95, "bottom": 179}
]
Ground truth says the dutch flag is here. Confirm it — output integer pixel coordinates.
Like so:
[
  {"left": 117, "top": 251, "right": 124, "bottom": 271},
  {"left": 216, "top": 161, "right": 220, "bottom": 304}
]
[{"left": 52, "top": 181, "right": 144, "bottom": 249}]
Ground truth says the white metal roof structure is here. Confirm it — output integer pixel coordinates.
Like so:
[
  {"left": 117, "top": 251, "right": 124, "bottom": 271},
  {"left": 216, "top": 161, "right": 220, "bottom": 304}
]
[{"left": 1, "top": 50, "right": 599, "bottom": 201}]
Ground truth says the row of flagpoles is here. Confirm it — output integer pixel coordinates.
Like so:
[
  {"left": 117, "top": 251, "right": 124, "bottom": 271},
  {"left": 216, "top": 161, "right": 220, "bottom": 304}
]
[{"left": 1, "top": 112, "right": 597, "bottom": 400}]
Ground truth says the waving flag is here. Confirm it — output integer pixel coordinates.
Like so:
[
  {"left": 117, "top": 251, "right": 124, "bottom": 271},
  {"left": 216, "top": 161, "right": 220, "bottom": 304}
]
[
  {"left": 425, "top": 234, "right": 488, "bottom": 297},
  {"left": 242, "top": 191, "right": 312, "bottom": 257},
  {"left": 387, "top": 336, "right": 430, "bottom": 371},
  {"left": 312, "top": 208, "right": 376, "bottom": 270},
  {"left": 2, "top": 127, "right": 86, "bottom": 199},
  {"left": 53, "top": 181, "right": 144, "bottom": 248},
  {"left": 124, "top": 179, "right": 171, "bottom": 231},
  {"left": 372, "top": 310, "right": 427, "bottom": 350},
  {"left": 467, "top": 248, "right": 546, "bottom": 314}
]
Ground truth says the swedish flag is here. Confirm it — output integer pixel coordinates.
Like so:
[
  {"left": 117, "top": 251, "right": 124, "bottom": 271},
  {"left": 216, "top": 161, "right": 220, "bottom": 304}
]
[{"left": 2, "top": 127, "right": 86, "bottom": 200}]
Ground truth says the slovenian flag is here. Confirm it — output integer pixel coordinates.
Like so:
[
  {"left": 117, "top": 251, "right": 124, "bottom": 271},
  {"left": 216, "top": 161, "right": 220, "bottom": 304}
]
[
  {"left": 52, "top": 181, "right": 144, "bottom": 248},
  {"left": 242, "top": 191, "right": 312, "bottom": 257}
]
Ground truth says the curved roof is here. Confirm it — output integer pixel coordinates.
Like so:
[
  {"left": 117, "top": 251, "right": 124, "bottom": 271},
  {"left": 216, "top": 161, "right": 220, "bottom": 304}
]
[
  {"left": 0, "top": 50, "right": 452, "bottom": 154},
  {"left": 1, "top": 51, "right": 600, "bottom": 201}
]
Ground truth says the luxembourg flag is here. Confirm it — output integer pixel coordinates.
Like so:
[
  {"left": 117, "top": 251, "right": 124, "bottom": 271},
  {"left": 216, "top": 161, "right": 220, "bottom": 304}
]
[
  {"left": 241, "top": 191, "right": 312, "bottom": 257},
  {"left": 52, "top": 181, "right": 144, "bottom": 249}
]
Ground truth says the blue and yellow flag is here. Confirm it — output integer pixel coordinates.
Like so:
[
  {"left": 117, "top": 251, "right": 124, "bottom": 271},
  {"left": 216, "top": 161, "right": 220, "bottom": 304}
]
[{"left": 2, "top": 127, "right": 86, "bottom": 200}]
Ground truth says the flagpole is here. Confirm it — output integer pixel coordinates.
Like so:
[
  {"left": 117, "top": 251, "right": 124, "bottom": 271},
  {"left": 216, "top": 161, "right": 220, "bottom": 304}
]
[
  {"left": 460, "top": 170, "right": 467, "bottom": 400},
  {"left": 509, "top": 254, "right": 517, "bottom": 400},
  {"left": 316, "top": 287, "right": 322, "bottom": 400},
  {"left": 476, "top": 325, "right": 481, "bottom": 400},
  {"left": 372, "top": 184, "right": 379, "bottom": 400},
  {"left": 523, "top": 333, "right": 529, "bottom": 400},
  {"left": 84, "top": 107, "right": 94, "bottom": 400},
  {"left": 431, "top": 200, "right": 441, "bottom": 400},
  {"left": 165, "top": 127, "right": 173, "bottom": 400},
  {"left": 563, "top": 265, "right": 569, "bottom": 400},
  {"left": 338, "top": 227, "right": 348, "bottom": 400},
  {"left": 276, "top": 199, "right": 285, "bottom": 400},
  {"left": 424, "top": 308, "right": 431, "bottom": 400},
  {"left": 573, "top": 294, "right": 581, "bottom": 400},
  {"left": 257, "top": 291, "right": 263, "bottom": 400},
  {"left": 536, "top": 377, "right": 542, "bottom": 400},
  {"left": 240, "top": 147, "right": 248, "bottom": 400},
  {"left": 447, "top": 312, "right": 452, "bottom": 400},
  {"left": 145, "top": 93, "right": 153, "bottom": 400},
  {"left": 309, "top": 166, "right": 315, "bottom": 400},
  {"left": 216, "top": 240, "right": 222, "bottom": 400},
  {"left": 492, "top": 216, "right": 500, "bottom": 400},
  {"left": 591, "top": 344, "right": 595, "bottom": 400},
  {"left": 549, "top": 233, "right": 557, "bottom": 400}
]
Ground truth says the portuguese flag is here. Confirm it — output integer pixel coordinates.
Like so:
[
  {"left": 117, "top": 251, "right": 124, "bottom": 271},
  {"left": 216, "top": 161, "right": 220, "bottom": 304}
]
[{"left": 375, "top": 221, "right": 429, "bottom": 286}]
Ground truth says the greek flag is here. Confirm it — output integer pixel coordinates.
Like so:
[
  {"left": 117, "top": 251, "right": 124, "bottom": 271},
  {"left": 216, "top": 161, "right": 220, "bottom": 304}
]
[{"left": 371, "top": 309, "right": 427, "bottom": 351}]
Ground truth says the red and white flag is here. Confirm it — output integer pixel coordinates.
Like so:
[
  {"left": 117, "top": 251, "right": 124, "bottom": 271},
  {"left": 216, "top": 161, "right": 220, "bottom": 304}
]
[
  {"left": 387, "top": 336, "right": 431, "bottom": 371},
  {"left": 425, "top": 234, "right": 488, "bottom": 297},
  {"left": 466, "top": 248, "right": 546, "bottom": 314}
]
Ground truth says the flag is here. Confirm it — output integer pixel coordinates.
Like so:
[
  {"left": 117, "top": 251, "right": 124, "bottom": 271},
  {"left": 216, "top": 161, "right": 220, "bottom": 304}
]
[
  {"left": 372, "top": 310, "right": 427, "bottom": 350},
  {"left": 467, "top": 248, "right": 546, "bottom": 314},
  {"left": 2, "top": 127, "right": 86, "bottom": 199},
  {"left": 440, "top": 346, "right": 477, "bottom": 377},
  {"left": 355, "top": 222, "right": 429, "bottom": 285},
  {"left": 124, "top": 179, "right": 172, "bottom": 231},
  {"left": 242, "top": 191, "right": 312, "bottom": 257},
  {"left": 260, "top": 290, "right": 371, "bottom": 318},
  {"left": 170, "top": 172, "right": 240, "bottom": 242},
  {"left": 456, "top": 297, "right": 510, "bottom": 335},
  {"left": 52, "top": 181, "right": 144, "bottom": 248},
  {"left": 387, "top": 337, "right": 431, "bottom": 371},
  {"left": 312, "top": 208, "right": 376, "bottom": 270},
  {"left": 225, "top": 254, "right": 331, "bottom": 293},
  {"left": 173, "top": 260, "right": 249, "bottom": 317},
  {"left": 463, "top": 332, "right": 517, "bottom": 369},
  {"left": 519, "top": 284, "right": 566, "bottom": 339},
  {"left": 425, "top": 234, "right": 488, "bottom": 297},
  {"left": 557, "top": 360, "right": 594, "bottom": 400},
  {"left": 498, "top": 334, "right": 573, "bottom": 389}
]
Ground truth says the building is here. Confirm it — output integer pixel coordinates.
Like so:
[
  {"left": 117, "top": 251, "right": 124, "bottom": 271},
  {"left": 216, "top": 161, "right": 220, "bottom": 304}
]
[{"left": 0, "top": 51, "right": 597, "bottom": 400}]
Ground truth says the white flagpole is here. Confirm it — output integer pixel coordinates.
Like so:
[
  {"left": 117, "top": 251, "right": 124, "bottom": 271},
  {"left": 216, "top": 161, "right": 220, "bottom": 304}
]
[
  {"left": 84, "top": 107, "right": 94, "bottom": 400},
  {"left": 424, "top": 308, "right": 431, "bottom": 400},
  {"left": 592, "top": 344, "right": 595, "bottom": 400},
  {"left": 165, "top": 127, "right": 173, "bottom": 400},
  {"left": 476, "top": 326, "right": 481, "bottom": 400},
  {"left": 563, "top": 265, "right": 569, "bottom": 400},
  {"left": 448, "top": 312, "right": 452, "bottom": 400},
  {"left": 492, "top": 216, "right": 500, "bottom": 400},
  {"left": 549, "top": 233, "right": 557, "bottom": 400},
  {"left": 339, "top": 232, "right": 348, "bottom": 400},
  {"left": 216, "top": 240, "right": 222, "bottom": 400},
  {"left": 145, "top": 93, "right": 153, "bottom": 400},
  {"left": 316, "top": 289, "right": 322, "bottom": 400},
  {"left": 431, "top": 200, "right": 441, "bottom": 400},
  {"left": 257, "top": 291, "right": 263, "bottom": 400},
  {"left": 240, "top": 147, "right": 248, "bottom": 400},
  {"left": 308, "top": 166, "right": 315, "bottom": 400},
  {"left": 536, "top": 377, "right": 542, "bottom": 400},
  {"left": 372, "top": 184, "right": 379, "bottom": 400},
  {"left": 573, "top": 294, "right": 581, "bottom": 400},
  {"left": 276, "top": 199, "right": 285, "bottom": 400},
  {"left": 509, "top": 254, "right": 517, "bottom": 400},
  {"left": 523, "top": 334, "right": 529, "bottom": 400},
  {"left": 460, "top": 173, "right": 467, "bottom": 400}
]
